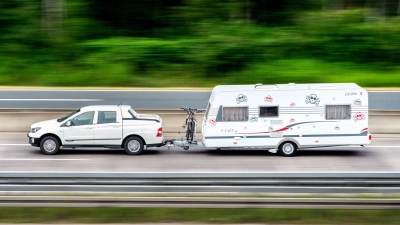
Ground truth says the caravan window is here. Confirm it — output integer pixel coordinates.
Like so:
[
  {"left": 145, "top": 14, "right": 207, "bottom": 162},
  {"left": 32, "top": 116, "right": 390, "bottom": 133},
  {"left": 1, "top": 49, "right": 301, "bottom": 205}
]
[
  {"left": 259, "top": 106, "right": 279, "bottom": 117},
  {"left": 326, "top": 105, "right": 351, "bottom": 120},
  {"left": 223, "top": 107, "right": 248, "bottom": 121}
]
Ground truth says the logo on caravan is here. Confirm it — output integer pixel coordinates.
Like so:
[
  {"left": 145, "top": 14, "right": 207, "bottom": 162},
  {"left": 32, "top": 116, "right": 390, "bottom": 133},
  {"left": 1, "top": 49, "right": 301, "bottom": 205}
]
[
  {"left": 353, "top": 113, "right": 365, "bottom": 122},
  {"left": 345, "top": 92, "right": 357, "bottom": 96},
  {"left": 236, "top": 94, "right": 248, "bottom": 104},
  {"left": 250, "top": 115, "right": 258, "bottom": 123},
  {"left": 264, "top": 95, "right": 273, "bottom": 103},
  {"left": 305, "top": 94, "right": 320, "bottom": 106},
  {"left": 354, "top": 99, "right": 362, "bottom": 106},
  {"left": 209, "top": 118, "right": 217, "bottom": 126}
]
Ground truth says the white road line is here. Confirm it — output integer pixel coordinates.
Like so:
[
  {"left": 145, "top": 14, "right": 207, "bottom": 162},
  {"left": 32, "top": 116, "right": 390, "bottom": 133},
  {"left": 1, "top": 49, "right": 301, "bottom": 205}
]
[
  {"left": 0, "top": 159, "right": 89, "bottom": 161},
  {"left": 336, "top": 146, "right": 400, "bottom": 148},
  {"left": 1, "top": 144, "right": 399, "bottom": 148},
  {"left": 0, "top": 99, "right": 103, "bottom": 101},
  {"left": 365, "top": 146, "right": 400, "bottom": 148},
  {"left": 0, "top": 144, "right": 30, "bottom": 146}
]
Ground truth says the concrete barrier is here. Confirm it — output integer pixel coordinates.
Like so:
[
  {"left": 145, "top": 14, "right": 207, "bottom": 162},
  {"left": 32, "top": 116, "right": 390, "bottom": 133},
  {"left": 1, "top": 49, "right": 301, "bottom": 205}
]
[{"left": 0, "top": 109, "right": 398, "bottom": 133}]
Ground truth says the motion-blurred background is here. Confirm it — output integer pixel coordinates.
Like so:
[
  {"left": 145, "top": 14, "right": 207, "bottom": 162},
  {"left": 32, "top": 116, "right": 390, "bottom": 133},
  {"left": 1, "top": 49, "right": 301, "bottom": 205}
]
[{"left": 1, "top": 0, "right": 400, "bottom": 87}]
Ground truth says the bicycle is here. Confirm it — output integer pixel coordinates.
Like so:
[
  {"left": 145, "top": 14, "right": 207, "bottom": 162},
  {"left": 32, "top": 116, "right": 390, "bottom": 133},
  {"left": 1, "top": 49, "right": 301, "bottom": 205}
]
[{"left": 181, "top": 107, "right": 202, "bottom": 145}]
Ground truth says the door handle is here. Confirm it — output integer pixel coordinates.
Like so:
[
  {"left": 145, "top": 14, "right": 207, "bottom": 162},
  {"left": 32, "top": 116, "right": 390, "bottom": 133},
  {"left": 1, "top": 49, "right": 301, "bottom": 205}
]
[
  {"left": 85, "top": 127, "right": 92, "bottom": 129},
  {"left": 113, "top": 125, "right": 121, "bottom": 128}
]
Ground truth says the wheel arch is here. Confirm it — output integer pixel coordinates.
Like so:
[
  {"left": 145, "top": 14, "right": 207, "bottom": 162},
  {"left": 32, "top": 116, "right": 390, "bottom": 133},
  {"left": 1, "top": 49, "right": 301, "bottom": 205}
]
[
  {"left": 39, "top": 133, "right": 63, "bottom": 146},
  {"left": 122, "top": 134, "right": 146, "bottom": 148},
  {"left": 276, "top": 138, "right": 300, "bottom": 149}
]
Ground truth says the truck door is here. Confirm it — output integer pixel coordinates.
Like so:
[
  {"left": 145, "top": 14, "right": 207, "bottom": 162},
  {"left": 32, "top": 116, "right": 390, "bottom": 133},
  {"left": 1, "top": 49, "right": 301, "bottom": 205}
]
[
  {"left": 63, "top": 111, "right": 95, "bottom": 145},
  {"left": 94, "top": 110, "right": 122, "bottom": 146}
]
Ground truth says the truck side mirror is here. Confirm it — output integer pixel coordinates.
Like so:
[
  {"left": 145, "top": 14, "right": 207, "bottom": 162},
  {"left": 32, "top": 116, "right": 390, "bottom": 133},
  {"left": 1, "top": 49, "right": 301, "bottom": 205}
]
[{"left": 66, "top": 121, "right": 72, "bottom": 127}]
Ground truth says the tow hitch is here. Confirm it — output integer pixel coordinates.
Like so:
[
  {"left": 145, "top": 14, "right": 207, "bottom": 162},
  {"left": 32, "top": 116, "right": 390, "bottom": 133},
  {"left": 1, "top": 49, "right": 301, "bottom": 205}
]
[{"left": 163, "top": 139, "right": 205, "bottom": 150}]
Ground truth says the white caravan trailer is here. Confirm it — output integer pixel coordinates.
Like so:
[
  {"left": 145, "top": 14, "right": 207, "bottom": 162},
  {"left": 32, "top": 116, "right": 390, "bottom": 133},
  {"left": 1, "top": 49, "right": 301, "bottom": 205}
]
[{"left": 197, "top": 83, "right": 371, "bottom": 156}]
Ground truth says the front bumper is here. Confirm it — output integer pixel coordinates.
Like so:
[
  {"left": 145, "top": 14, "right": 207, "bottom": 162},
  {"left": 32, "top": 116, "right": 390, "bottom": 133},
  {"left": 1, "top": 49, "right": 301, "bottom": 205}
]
[{"left": 27, "top": 133, "right": 40, "bottom": 147}]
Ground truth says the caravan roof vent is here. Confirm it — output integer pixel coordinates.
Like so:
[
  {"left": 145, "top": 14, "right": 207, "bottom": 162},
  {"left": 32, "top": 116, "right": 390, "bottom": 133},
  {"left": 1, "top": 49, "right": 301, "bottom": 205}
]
[
  {"left": 255, "top": 84, "right": 279, "bottom": 90},
  {"left": 288, "top": 83, "right": 296, "bottom": 86}
]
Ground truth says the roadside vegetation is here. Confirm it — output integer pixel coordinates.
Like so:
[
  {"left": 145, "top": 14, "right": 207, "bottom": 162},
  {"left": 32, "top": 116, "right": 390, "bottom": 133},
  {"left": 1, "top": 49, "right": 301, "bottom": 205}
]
[
  {"left": 0, "top": 207, "right": 399, "bottom": 224},
  {"left": 1, "top": 1, "right": 400, "bottom": 87}
]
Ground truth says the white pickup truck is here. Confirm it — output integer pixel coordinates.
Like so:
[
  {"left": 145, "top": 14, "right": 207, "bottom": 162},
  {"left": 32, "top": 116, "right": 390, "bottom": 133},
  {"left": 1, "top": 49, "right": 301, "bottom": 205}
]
[{"left": 27, "top": 105, "right": 163, "bottom": 155}]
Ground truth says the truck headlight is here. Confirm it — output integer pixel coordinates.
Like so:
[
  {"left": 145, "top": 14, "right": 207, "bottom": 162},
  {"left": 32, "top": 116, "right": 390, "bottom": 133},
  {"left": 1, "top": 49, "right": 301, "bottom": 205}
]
[{"left": 31, "top": 127, "right": 42, "bottom": 133}]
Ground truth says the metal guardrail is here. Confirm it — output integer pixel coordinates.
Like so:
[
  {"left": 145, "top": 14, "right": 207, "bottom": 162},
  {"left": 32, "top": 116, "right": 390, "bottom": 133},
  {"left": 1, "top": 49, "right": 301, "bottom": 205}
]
[
  {"left": 1, "top": 109, "right": 400, "bottom": 133},
  {"left": 1, "top": 172, "right": 400, "bottom": 194},
  {"left": 0, "top": 196, "right": 400, "bottom": 209}
]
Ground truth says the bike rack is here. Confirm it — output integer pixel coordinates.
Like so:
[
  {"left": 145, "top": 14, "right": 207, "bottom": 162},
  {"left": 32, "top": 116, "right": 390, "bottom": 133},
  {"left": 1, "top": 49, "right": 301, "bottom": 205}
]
[{"left": 163, "top": 139, "right": 205, "bottom": 150}]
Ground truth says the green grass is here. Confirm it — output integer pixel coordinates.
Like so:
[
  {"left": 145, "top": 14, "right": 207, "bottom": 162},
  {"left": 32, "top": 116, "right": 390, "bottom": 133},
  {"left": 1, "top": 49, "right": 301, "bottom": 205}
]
[
  {"left": 0, "top": 207, "right": 399, "bottom": 224},
  {"left": 2, "top": 58, "right": 400, "bottom": 88}
]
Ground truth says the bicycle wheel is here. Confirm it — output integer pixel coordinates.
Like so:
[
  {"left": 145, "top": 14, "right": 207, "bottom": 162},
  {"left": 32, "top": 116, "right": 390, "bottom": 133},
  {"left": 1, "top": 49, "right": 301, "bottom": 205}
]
[{"left": 186, "top": 121, "right": 194, "bottom": 143}]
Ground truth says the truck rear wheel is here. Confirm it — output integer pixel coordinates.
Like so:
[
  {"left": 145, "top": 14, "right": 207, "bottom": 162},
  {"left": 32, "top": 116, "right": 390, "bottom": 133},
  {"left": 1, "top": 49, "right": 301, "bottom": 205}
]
[
  {"left": 279, "top": 141, "right": 297, "bottom": 157},
  {"left": 124, "top": 137, "right": 144, "bottom": 155},
  {"left": 40, "top": 136, "right": 60, "bottom": 155}
]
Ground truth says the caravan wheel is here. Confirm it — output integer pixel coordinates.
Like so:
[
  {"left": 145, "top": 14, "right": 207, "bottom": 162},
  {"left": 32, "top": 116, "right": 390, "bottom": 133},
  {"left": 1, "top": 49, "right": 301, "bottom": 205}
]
[{"left": 279, "top": 141, "right": 297, "bottom": 157}]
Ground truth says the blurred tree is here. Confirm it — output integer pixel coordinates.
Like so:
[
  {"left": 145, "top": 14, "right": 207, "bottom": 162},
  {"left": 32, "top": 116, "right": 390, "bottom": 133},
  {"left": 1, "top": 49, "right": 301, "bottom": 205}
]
[
  {"left": 0, "top": 0, "right": 44, "bottom": 50},
  {"left": 250, "top": 0, "right": 320, "bottom": 25},
  {"left": 41, "top": 0, "right": 64, "bottom": 38},
  {"left": 90, "top": 0, "right": 181, "bottom": 37},
  {"left": 0, "top": 0, "right": 40, "bottom": 42},
  {"left": 397, "top": 0, "right": 400, "bottom": 16},
  {"left": 175, "top": 0, "right": 241, "bottom": 23}
]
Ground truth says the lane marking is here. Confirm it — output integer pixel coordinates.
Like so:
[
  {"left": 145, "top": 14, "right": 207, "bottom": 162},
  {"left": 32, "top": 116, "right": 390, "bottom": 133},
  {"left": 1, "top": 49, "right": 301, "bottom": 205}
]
[
  {"left": 0, "top": 144, "right": 30, "bottom": 146},
  {"left": 0, "top": 159, "right": 89, "bottom": 161},
  {"left": 0, "top": 144, "right": 399, "bottom": 147},
  {"left": 0, "top": 99, "right": 103, "bottom": 101},
  {"left": 337, "top": 146, "right": 400, "bottom": 148},
  {"left": 366, "top": 146, "right": 400, "bottom": 148}
]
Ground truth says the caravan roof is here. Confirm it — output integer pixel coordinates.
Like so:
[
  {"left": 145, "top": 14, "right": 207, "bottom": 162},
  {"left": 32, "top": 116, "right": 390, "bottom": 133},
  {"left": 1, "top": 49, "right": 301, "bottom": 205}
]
[{"left": 209, "top": 83, "right": 362, "bottom": 101}]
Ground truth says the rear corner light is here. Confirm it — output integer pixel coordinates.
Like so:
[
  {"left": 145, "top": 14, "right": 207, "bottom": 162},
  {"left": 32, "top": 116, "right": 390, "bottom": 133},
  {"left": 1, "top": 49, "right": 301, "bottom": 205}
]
[
  {"left": 369, "top": 135, "right": 372, "bottom": 141},
  {"left": 156, "top": 127, "right": 163, "bottom": 137}
]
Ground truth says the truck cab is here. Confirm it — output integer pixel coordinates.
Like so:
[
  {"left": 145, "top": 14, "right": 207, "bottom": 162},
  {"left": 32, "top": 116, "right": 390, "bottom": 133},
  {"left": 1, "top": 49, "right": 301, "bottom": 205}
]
[{"left": 28, "top": 105, "right": 163, "bottom": 155}]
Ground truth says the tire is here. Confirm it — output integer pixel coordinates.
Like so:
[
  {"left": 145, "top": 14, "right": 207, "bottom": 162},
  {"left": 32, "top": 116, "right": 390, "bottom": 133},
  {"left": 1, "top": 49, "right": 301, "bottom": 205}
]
[
  {"left": 124, "top": 136, "right": 144, "bottom": 155},
  {"left": 186, "top": 121, "right": 194, "bottom": 143},
  {"left": 40, "top": 136, "right": 60, "bottom": 155},
  {"left": 279, "top": 141, "right": 297, "bottom": 157}
]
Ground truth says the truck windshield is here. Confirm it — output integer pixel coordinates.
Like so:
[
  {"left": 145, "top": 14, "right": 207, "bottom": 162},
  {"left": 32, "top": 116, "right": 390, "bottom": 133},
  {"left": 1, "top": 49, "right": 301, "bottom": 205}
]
[{"left": 57, "top": 109, "right": 80, "bottom": 122}]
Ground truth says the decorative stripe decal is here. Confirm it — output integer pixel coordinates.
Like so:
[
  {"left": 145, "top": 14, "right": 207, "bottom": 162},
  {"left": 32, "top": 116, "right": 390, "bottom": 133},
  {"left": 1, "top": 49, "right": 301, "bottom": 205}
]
[
  {"left": 237, "top": 121, "right": 337, "bottom": 134},
  {"left": 285, "top": 131, "right": 368, "bottom": 137},
  {"left": 204, "top": 131, "right": 369, "bottom": 140}
]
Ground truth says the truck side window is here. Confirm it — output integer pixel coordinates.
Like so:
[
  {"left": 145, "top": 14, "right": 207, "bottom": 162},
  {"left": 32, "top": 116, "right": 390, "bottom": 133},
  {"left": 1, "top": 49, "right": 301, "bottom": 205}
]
[
  {"left": 97, "top": 111, "right": 117, "bottom": 124},
  {"left": 222, "top": 107, "right": 248, "bottom": 121},
  {"left": 259, "top": 106, "right": 279, "bottom": 117},
  {"left": 326, "top": 105, "right": 351, "bottom": 120},
  {"left": 70, "top": 111, "right": 94, "bottom": 126}
]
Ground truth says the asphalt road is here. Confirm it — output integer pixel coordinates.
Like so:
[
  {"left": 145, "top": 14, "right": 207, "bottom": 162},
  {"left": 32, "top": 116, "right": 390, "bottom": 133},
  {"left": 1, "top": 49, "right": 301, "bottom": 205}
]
[
  {"left": 1, "top": 133, "right": 399, "bottom": 172},
  {"left": 0, "top": 90, "right": 399, "bottom": 110}
]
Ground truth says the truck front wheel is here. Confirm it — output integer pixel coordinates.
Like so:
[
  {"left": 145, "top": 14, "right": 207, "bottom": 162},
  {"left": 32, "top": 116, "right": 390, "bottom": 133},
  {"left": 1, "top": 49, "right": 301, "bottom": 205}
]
[
  {"left": 124, "top": 137, "right": 144, "bottom": 155},
  {"left": 40, "top": 136, "right": 60, "bottom": 155}
]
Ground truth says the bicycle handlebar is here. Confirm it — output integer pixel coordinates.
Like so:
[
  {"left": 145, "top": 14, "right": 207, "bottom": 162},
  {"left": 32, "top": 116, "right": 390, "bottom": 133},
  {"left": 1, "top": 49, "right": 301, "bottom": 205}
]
[{"left": 181, "top": 107, "right": 201, "bottom": 114}]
